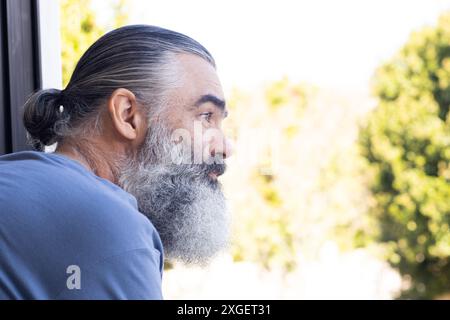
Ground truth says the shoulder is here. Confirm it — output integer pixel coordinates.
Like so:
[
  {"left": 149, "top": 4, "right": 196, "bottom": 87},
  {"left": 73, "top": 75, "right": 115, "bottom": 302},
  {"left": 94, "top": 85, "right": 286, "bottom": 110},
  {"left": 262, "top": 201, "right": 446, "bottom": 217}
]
[
  {"left": 0, "top": 151, "right": 164, "bottom": 299},
  {"left": 0, "top": 150, "right": 163, "bottom": 268}
]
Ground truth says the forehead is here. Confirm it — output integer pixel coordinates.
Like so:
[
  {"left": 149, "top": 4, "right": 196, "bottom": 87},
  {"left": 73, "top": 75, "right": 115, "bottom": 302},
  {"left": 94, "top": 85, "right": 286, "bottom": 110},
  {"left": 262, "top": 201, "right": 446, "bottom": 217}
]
[{"left": 174, "top": 53, "right": 224, "bottom": 103}]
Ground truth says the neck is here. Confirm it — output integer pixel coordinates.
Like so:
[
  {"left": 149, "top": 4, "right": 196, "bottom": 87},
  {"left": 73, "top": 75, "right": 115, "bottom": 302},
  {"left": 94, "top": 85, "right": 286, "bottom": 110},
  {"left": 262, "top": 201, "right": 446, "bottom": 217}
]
[{"left": 56, "top": 139, "right": 122, "bottom": 185}]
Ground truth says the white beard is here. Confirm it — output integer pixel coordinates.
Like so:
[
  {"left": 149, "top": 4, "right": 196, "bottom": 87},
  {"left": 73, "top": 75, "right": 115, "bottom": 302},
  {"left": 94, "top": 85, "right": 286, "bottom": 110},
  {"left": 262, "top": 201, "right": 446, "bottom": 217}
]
[{"left": 119, "top": 124, "right": 230, "bottom": 265}]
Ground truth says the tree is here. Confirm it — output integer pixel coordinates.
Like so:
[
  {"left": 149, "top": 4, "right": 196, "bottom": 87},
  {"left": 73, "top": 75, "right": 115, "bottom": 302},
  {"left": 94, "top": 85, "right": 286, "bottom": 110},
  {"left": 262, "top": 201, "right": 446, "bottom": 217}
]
[
  {"left": 359, "top": 13, "right": 450, "bottom": 299},
  {"left": 60, "top": 0, "right": 130, "bottom": 86}
]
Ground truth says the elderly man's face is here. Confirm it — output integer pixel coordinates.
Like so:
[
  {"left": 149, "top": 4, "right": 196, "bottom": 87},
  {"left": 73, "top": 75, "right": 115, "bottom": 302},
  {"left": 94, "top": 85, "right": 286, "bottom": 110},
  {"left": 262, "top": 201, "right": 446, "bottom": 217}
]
[
  {"left": 119, "top": 54, "right": 232, "bottom": 265},
  {"left": 163, "top": 54, "right": 232, "bottom": 170}
]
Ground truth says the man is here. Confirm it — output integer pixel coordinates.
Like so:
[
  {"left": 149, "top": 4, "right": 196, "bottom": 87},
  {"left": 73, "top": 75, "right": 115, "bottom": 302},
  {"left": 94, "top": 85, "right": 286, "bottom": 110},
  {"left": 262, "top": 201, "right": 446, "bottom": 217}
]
[{"left": 0, "top": 25, "right": 232, "bottom": 299}]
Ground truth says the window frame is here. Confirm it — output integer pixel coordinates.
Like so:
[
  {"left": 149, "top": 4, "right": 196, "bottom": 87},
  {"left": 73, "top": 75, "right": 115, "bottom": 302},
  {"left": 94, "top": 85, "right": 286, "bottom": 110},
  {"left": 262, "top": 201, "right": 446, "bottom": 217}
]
[{"left": 0, "top": 0, "right": 61, "bottom": 155}]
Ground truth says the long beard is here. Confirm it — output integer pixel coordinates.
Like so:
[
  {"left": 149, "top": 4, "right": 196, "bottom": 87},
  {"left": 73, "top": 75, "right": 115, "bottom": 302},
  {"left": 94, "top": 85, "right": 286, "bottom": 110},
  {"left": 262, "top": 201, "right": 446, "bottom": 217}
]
[{"left": 119, "top": 123, "right": 230, "bottom": 265}]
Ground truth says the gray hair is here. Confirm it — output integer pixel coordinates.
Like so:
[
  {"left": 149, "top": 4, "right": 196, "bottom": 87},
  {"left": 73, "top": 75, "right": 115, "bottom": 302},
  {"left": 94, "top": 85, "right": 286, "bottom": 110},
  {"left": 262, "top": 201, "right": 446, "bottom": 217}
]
[{"left": 23, "top": 25, "right": 215, "bottom": 150}]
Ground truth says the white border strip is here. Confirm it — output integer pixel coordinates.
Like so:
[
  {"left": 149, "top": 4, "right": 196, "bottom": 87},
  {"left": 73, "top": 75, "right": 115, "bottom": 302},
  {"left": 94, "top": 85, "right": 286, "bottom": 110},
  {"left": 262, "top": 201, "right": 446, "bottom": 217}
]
[{"left": 38, "top": 0, "right": 62, "bottom": 89}]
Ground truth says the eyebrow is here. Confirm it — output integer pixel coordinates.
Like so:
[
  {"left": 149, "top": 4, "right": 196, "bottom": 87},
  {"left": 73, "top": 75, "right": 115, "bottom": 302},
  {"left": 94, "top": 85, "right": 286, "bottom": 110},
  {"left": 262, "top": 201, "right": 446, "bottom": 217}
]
[{"left": 195, "top": 94, "right": 228, "bottom": 117}]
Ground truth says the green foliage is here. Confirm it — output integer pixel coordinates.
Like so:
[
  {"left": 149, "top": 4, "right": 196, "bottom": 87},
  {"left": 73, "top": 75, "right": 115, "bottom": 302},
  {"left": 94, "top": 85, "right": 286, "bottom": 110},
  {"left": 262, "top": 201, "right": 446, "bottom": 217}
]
[
  {"left": 60, "top": 0, "right": 130, "bottom": 86},
  {"left": 360, "top": 13, "right": 450, "bottom": 299},
  {"left": 226, "top": 80, "right": 310, "bottom": 273},
  {"left": 227, "top": 79, "right": 368, "bottom": 273},
  {"left": 264, "top": 77, "right": 308, "bottom": 112},
  {"left": 60, "top": 0, "right": 104, "bottom": 86}
]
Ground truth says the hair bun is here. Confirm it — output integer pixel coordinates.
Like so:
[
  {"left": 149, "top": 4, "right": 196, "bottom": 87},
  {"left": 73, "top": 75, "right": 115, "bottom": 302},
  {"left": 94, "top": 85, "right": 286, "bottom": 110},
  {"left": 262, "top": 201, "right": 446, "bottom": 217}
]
[{"left": 23, "top": 88, "right": 70, "bottom": 150}]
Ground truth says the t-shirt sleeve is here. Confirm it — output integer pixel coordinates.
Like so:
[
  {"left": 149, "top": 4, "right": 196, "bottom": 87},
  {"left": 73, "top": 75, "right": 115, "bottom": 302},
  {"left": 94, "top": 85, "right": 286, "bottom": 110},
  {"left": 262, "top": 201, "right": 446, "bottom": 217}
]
[{"left": 55, "top": 248, "right": 163, "bottom": 300}]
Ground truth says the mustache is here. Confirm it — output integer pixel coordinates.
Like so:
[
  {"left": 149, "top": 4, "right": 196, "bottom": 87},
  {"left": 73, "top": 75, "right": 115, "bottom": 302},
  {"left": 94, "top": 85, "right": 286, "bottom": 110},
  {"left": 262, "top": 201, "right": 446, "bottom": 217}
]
[
  {"left": 169, "top": 152, "right": 227, "bottom": 178},
  {"left": 173, "top": 162, "right": 227, "bottom": 178},
  {"left": 203, "top": 162, "right": 226, "bottom": 177},
  {"left": 159, "top": 162, "right": 226, "bottom": 190}
]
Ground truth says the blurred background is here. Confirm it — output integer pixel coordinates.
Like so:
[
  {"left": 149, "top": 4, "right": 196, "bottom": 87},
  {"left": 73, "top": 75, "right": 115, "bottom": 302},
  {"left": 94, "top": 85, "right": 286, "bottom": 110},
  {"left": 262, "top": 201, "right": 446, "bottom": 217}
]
[{"left": 59, "top": 0, "right": 450, "bottom": 299}]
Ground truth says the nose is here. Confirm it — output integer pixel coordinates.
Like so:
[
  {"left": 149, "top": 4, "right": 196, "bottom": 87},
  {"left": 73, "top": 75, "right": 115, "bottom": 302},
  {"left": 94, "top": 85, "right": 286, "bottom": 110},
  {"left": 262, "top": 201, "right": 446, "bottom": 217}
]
[{"left": 210, "top": 136, "right": 234, "bottom": 161}]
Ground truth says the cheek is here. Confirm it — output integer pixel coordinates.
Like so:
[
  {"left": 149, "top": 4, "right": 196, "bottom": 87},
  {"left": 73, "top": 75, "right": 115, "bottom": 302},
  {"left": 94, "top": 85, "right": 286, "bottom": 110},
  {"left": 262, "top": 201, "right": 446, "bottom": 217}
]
[
  {"left": 168, "top": 116, "right": 205, "bottom": 158},
  {"left": 192, "top": 122, "right": 211, "bottom": 154},
  {"left": 169, "top": 111, "right": 219, "bottom": 160},
  {"left": 183, "top": 121, "right": 217, "bottom": 161}
]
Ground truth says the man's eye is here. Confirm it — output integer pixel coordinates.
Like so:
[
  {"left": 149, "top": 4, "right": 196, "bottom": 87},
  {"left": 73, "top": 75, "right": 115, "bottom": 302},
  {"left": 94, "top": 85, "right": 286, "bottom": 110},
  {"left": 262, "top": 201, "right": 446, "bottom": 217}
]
[{"left": 200, "top": 112, "right": 213, "bottom": 122}]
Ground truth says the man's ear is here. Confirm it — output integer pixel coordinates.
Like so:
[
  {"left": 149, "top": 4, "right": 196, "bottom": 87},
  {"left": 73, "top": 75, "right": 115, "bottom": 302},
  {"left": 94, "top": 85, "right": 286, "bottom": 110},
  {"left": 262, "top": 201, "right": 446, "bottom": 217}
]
[{"left": 107, "top": 88, "right": 145, "bottom": 141}]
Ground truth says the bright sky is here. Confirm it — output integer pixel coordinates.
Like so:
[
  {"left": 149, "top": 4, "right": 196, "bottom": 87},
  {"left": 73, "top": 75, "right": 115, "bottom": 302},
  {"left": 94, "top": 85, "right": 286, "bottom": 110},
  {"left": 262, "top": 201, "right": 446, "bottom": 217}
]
[{"left": 111, "top": 0, "right": 450, "bottom": 94}]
